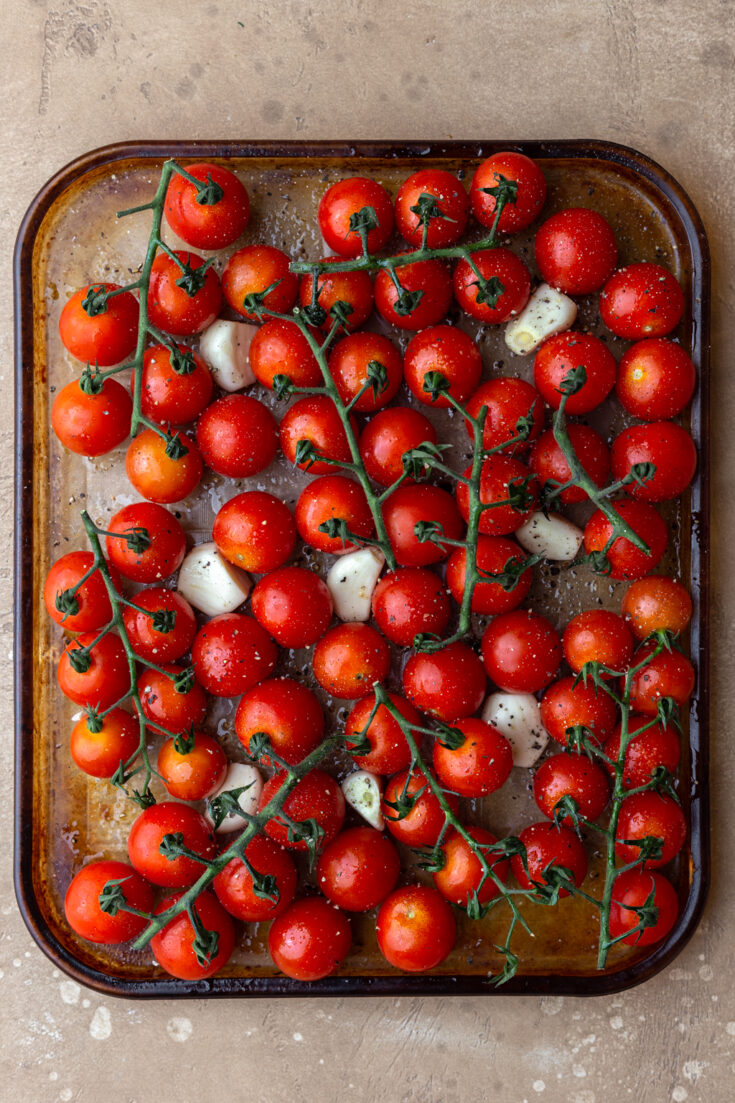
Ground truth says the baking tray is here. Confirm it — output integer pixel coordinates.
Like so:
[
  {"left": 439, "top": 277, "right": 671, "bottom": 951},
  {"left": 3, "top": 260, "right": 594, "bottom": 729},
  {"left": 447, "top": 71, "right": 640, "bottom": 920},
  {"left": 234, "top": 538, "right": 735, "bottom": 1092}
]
[{"left": 14, "top": 140, "right": 710, "bottom": 997}]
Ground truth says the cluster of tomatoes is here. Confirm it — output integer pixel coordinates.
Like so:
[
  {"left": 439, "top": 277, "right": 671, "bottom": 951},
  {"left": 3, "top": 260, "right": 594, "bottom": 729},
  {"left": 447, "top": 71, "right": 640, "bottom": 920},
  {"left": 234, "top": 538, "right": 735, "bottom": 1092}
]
[{"left": 48, "top": 151, "right": 696, "bottom": 983}]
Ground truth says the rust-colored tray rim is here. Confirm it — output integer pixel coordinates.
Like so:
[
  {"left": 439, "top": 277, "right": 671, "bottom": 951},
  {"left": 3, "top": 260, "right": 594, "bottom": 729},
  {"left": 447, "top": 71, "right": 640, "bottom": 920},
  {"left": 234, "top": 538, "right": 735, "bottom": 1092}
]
[{"left": 14, "top": 138, "right": 710, "bottom": 998}]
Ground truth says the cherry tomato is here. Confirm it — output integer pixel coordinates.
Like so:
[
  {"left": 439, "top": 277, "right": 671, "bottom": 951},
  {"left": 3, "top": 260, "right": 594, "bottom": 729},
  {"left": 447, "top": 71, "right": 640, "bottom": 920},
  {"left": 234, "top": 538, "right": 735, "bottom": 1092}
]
[
  {"left": 138, "top": 663, "right": 207, "bottom": 734},
  {"left": 382, "top": 769, "right": 459, "bottom": 847},
  {"left": 192, "top": 612, "right": 277, "bottom": 697},
  {"left": 404, "top": 325, "right": 481, "bottom": 408},
  {"left": 601, "top": 263, "right": 685, "bottom": 339},
  {"left": 456, "top": 454, "right": 538, "bottom": 536},
  {"left": 376, "top": 885, "right": 456, "bottom": 972},
  {"left": 127, "top": 802, "right": 216, "bottom": 887},
  {"left": 317, "top": 826, "right": 401, "bottom": 912},
  {"left": 196, "top": 393, "right": 278, "bottom": 478},
  {"left": 299, "top": 259, "right": 373, "bottom": 332},
  {"left": 328, "top": 331, "right": 403, "bottom": 411},
  {"left": 157, "top": 731, "right": 227, "bottom": 801},
  {"left": 562, "top": 610, "right": 634, "bottom": 674},
  {"left": 382, "top": 484, "right": 464, "bottom": 567},
  {"left": 615, "top": 791, "right": 686, "bottom": 868},
  {"left": 609, "top": 869, "right": 679, "bottom": 946},
  {"left": 125, "top": 428, "right": 203, "bottom": 504},
  {"left": 164, "top": 162, "right": 250, "bottom": 249},
  {"left": 616, "top": 338, "right": 696, "bottom": 419},
  {"left": 151, "top": 890, "right": 235, "bottom": 980},
  {"left": 295, "top": 474, "right": 374, "bottom": 554},
  {"left": 584, "top": 500, "right": 668, "bottom": 580},
  {"left": 534, "top": 332, "right": 616, "bottom": 414},
  {"left": 603, "top": 717, "right": 681, "bottom": 789},
  {"left": 222, "top": 244, "right": 298, "bottom": 321},
  {"left": 529, "top": 424, "right": 610, "bottom": 505},
  {"left": 312, "top": 623, "right": 390, "bottom": 700},
  {"left": 395, "top": 168, "right": 469, "bottom": 248},
  {"left": 235, "top": 678, "right": 325, "bottom": 766},
  {"left": 446, "top": 534, "right": 533, "bottom": 615},
  {"left": 59, "top": 283, "right": 139, "bottom": 366},
  {"left": 371, "top": 568, "right": 451, "bottom": 647},
  {"left": 64, "top": 860, "right": 154, "bottom": 944},
  {"left": 44, "top": 550, "right": 119, "bottom": 632},
  {"left": 213, "top": 834, "right": 298, "bottom": 922},
  {"left": 105, "top": 502, "right": 187, "bottom": 583},
  {"left": 57, "top": 631, "right": 130, "bottom": 711},
  {"left": 621, "top": 577, "right": 692, "bottom": 641},
  {"left": 374, "top": 256, "right": 452, "bottom": 330},
  {"left": 259, "top": 769, "right": 345, "bottom": 851},
  {"left": 627, "top": 643, "right": 695, "bottom": 716},
  {"left": 250, "top": 318, "right": 322, "bottom": 390},
  {"left": 359, "top": 407, "right": 438, "bottom": 487},
  {"left": 511, "top": 823, "right": 589, "bottom": 897},
  {"left": 433, "top": 826, "right": 510, "bottom": 907},
  {"left": 540, "top": 676, "right": 618, "bottom": 748},
  {"left": 344, "top": 691, "right": 418, "bottom": 776},
  {"left": 465, "top": 377, "right": 544, "bottom": 452},
  {"left": 318, "top": 176, "right": 395, "bottom": 257},
  {"left": 611, "top": 422, "right": 697, "bottom": 503},
  {"left": 280, "top": 395, "right": 355, "bottom": 475},
  {"left": 403, "top": 641, "right": 486, "bottom": 722},
  {"left": 121, "top": 587, "right": 196, "bottom": 663},
  {"left": 213, "top": 491, "right": 296, "bottom": 573},
  {"left": 481, "top": 610, "right": 561, "bottom": 693},
  {"left": 251, "top": 566, "right": 333, "bottom": 648},
  {"left": 140, "top": 344, "right": 213, "bottom": 425},
  {"left": 533, "top": 753, "right": 610, "bottom": 824},
  {"left": 535, "top": 207, "right": 618, "bottom": 294},
  {"left": 453, "top": 248, "right": 531, "bottom": 324},
  {"left": 432, "top": 717, "right": 513, "bottom": 798},
  {"left": 70, "top": 708, "right": 140, "bottom": 779},
  {"left": 52, "top": 378, "right": 132, "bottom": 456},
  {"left": 268, "top": 896, "right": 351, "bottom": 981},
  {"left": 470, "top": 151, "right": 547, "bottom": 233},
  {"left": 148, "top": 250, "right": 222, "bottom": 336}
]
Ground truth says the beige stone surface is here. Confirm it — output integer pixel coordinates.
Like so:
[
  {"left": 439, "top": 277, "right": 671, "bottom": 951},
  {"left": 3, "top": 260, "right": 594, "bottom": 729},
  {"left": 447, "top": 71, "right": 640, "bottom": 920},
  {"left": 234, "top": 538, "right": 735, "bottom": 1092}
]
[{"left": 2, "top": 1, "right": 734, "bottom": 1100}]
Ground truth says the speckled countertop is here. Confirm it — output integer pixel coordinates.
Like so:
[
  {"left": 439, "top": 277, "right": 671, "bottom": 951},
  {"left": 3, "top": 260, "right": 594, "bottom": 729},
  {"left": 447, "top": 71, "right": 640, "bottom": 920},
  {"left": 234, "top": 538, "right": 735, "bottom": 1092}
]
[{"left": 2, "top": 2, "right": 734, "bottom": 1101}]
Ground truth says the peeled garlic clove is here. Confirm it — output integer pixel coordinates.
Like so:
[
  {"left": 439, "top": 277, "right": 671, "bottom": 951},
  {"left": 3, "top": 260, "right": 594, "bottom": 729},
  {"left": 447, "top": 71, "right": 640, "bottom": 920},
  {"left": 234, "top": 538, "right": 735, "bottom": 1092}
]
[
  {"left": 327, "top": 547, "right": 385, "bottom": 622},
  {"left": 199, "top": 319, "right": 257, "bottom": 391},
  {"left": 341, "top": 770, "right": 384, "bottom": 830},
  {"left": 505, "top": 283, "right": 577, "bottom": 355},
  {"left": 515, "top": 511, "right": 584, "bottom": 562},
  {"left": 177, "top": 541, "right": 252, "bottom": 616},
  {"left": 482, "top": 692, "right": 550, "bottom": 768},
  {"left": 205, "top": 762, "right": 264, "bottom": 833}
]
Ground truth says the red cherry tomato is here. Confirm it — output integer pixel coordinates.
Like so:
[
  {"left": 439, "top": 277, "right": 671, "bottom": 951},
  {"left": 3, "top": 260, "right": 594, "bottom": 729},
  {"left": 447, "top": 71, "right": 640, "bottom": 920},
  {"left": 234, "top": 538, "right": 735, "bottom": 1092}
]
[
  {"left": 465, "top": 377, "right": 544, "bottom": 452},
  {"left": 127, "top": 802, "right": 215, "bottom": 887},
  {"left": 359, "top": 407, "right": 438, "bottom": 487},
  {"left": 318, "top": 176, "right": 395, "bottom": 257},
  {"left": 404, "top": 325, "right": 482, "bottom": 408},
  {"left": 540, "top": 676, "right": 618, "bottom": 748},
  {"left": 52, "top": 378, "right": 132, "bottom": 456},
  {"left": 403, "top": 641, "right": 486, "bottom": 722},
  {"left": 535, "top": 207, "right": 618, "bottom": 294},
  {"left": 374, "top": 257, "right": 452, "bottom": 330},
  {"left": 192, "top": 612, "right": 277, "bottom": 697},
  {"left": 157, "top": 731, "right": 228, "bottom": 801},
  {"left": 268, "top": 896, "right": 351, "bottom": 981},
  {"left": 140, "top": 344, "right": 213, "bottom": 426},
  {"left": 615, "top": 791, "right": 686, "bottom": 868},
  {"left": 511, "top": 822, "right": 589, "bottom": 897},
  {"left": 456, "top": 455, "right": 538, "bottom": 536},
  {"left": 529, "top": 424, "right": 610, "bottom": 505},
  {"left": 470, "top": 151, "right": 547, "bottom": 233},
  {"left": 534, "top": 332, "right": 616, "bottom": 414},
  {"left": 70, "top": 708, "right": 140, "bottom": 779},
  {"left": 235, "top": 678, "right": 324, "bottom": 766},
  {"left": 57, "top": 631, "right": 130, "bottom": 711},
  {"left": 382, "top": 484, "right": 464, "bottom": 567},
  {"left": 609, "top": 869, "right": 679, "bottom": 946},
  {"left": 584, "top": 500, "right": 668, "bottom": 580},
  {"left": 344, "top": 691, "right": 418, "bottom": 776},
  {"left": 164, "top": 162, "right": 250, "bottom": 249},
  {"left": 628, "top": 643, "right": 696, "bottom": 716},
  {"left": 601, "top": 263, "right": 685, "bottom": 339},
  {"left": 295, "top": 474, "right": 375, "bottom": 555},
  {"left": 382, "top": 769, "right": 459, "bottom": 847},
  {"left": 372, "top": 567, "right": 451, "bottom": 647},
  {"left": 137, "top": 663, "right": 207, "bottom": 733},
  {"left": 395, "top": 169, "right": 469, "bottom": 248},
  {"left": 312, "top": 623, "right": 390, "bottom": 700},
  {"left": 328, "top": 332, "right": 403, "bottom": 411},
  {"left": 446, "top": 534, "right": 533, "bottom": 615},
  {"left": 59, "top": 283, "right": 139, "bottom": 366},
  {"left": 621, "top": 577, "right": 692, "bottom": 641},
  {"left": 481, "top": 610, "right": 561, "bottom": 693},
  {"left": 222, "top": 245, "right": 298, "bottom": 321},
  {"left": 562, "top": 610, "right": 634, "bottom": 674},
  {"left": 611, "top": 422, "right": 697, "bottom": 502},
  {"left": 533, "top": 753, "right": 610, "bottom": 824},
  {"left": 213, "top": 834, "right": 298, "bottom": 922},
  {"left": 248, "top": 317, "right": 322, "bottom": 390},
  {"left": 196, "top": 393, "right": 278, "bottom": 478},
  {"left": 64, "top": 860, "right": 154, "bottom": 944},
  {"left": 105, "top": 502, "right": 186, "bottom": 583},
  {"left": 453, "top": 248, "right": 531, "bottom": 324},
  {"left": 433, "top": 826, "right": 510, "bottom": 908},
  {"left": 121, "top": 587, "right": 196, "bottom": 663},
  {"left": 259, "top": 770, "right": 346, "bottom": 852},
  {"left": 432, "top": 717, "right": 513, "bottom": 798},
  {"left": 213, "top": 491, "right": 296, "bottom": 573},
  {"left": 603, "top": 717, "right": 681, "bottom": 789},
  {"left": 317, "top": 826, "right": 401, "bottom": 912},
  {"left": 125, "top": 428, "right": 203, "bottom": 504},
  {"left": 44, "top": 550, "right": 119, "bottom": 632},
  {"left": 251, "top": 566, "right": 333, "bottom": 648},
  {"left": 280, "top": 395, "right": 355, "bottom": 474},
  {"left": 299, "top": 259, "right": 373, "bottom": 332},
  {"left": 151, "top": 890, "right": 235, "bottom": 980},
  {"left": 616, "top": 338, "right": 696, "bottom": 419},
  {"left": 147, "top": 250, "right": 222, "bottom": 336},
  {"left": 376, "top": 885, "right": 456, "bottom": 972}
]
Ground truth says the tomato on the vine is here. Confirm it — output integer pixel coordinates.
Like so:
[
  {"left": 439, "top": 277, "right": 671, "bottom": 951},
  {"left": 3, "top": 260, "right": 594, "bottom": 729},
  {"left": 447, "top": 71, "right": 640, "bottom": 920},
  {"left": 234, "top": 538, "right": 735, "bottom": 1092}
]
[
  {"left": 584, "top": 500, "right": 668, "bottom": 580},
  {"left": 433, "top": 826, "right": 510, "bottom": 908},
  {"left": 213, "top": 491, "right": 296, "bottom": 573},
  {"left": 534, "top": 331, "right": 616, "bottom": 414},
  {"left": 456, "top": 454, "right": 538, "bottom": 536},
  {"left": 138, "top": 663, "right": 207, "bottom": 733},
  {"left": 562, "top": 610, "right": 634, "bottom": 674},
  {"left": 196, "top": 393, "right": 278, "bottom": 478},
  {"left": 529, "top": 424, "right": 610, "bottom": 505},
  {"left": 534, "top": 207, "right": 618, "bottom": 295},
  {"left": 382, "top": 484, "right": 464, "bottom": 567},
  {"left": 317, "top": 826, "right": 401, "bottom": 912},
  {"left": 64, "top": 860, "right": 154, "bottom": 944},
  {"left": 446, "top": 535, "right": 533, "bottom": 615},
  {"left": 608, "top": 869, "right": 679, "bottom": 946},
  {"left": 603, "top": 717, "right": 681, "bottom": 789},
  {"left": 344, "top": 691, "right": 418, "bottom": 776},
  {"left": 615, "top": 791, "right": 686, "bottom": 868},
  {"left": 621, "top": 577, "right": 692, "bottom": 640},
  {"left": 57, "top": 631, "right": 130, "bottom": 711},
  {"left": 44, "top": 550, "right": 119, "bottom": 632},
  {"left": 299, "top": 259, "right": 373, "bottom": 332},
  {"left": 328, "top": 331, "right": 403, "bottom": 411},
  {"left": 268, "top": 896, "right": 351, "bottom": 981},
  {"left": 395, "top": 169, "right": 469, "bottom": 248},
  {"left": 214, "top": 835, "right": 298, "bottom": 922},
  {"left": 610, "top": 422, "right": 697, "bottom": 503},
  {"left": 627, "top": 643, "right": 695, "bottom": 715},
  {"left": 259, "top": 769, "right": 346, "bottom": 851},
  {"left": 251, "top": 566, "right": 333, "bottom": 648},
  {"left": 470, "top": 151, "right": 547, "bottom": 233},
  {"left": 432, "top": 717, "right": 513, "bottom": 798},
  {"left": 533, "top": 753, "right": 610, "bottom": 824},
  {"left": 127, "top": 802, "right": 216, "bottom": 887},
  {"left": 295, "top": 474, "right": 375, "bottom": 555},
  {"left": 235, "top": 678, "right": 325, "bottom": 766},
  {"left": 371, "top": 567, "right": 451, "bottom": 647},
  {"left": 540, "top": 676, "right": 618, "bottom": 748},
  {"left": 601, "top": 263, "right": 684, "bottom": 339},
  {"left": 374, "top": 256, "right": 452, "bottom": 330},
  {"left": 312, "top": 623, "right": 390, "bottom": 700},
  {"left": 122, "top": 586, "right": 195, "bottom": 663},
  {"left": 616, "top": 338, "right": 696, "bottom": 419},
  {"left": 157, "top": 731, "right": 228, "bottom": 801},
  {"left": 105, "top": 502, "right": 187, "bottom": 583},
  {"left": 151, "top": 890, "right": 235, "bottom": 980},
  {"left": 125, "top": 428, "right": 203, "bottom": 504},
  {"left": 70, "top": 708, "right": 140, "bottom": 779},
  {"left": 222, "top": 244, "right": 298, "bottom": 321},
  {"left": 279, "top": 395, "right": 356, "bottom": 474},
  {"left": 359, "top": 407, "right": 438, "bottom": 487},
  {"left": 453, "top": 248, "right": 531, "bottom": 324},
  {"left": 404, "top": 324, "right": 482, "bottom": 407},
  {"left": 465, "top": 377, "right": 544, "bottom": 452},
  {"left": 164, "top": 162, "right": 250, "bottom": 250},
  {"left": 59, "top": 283, "right": 139, "bottom": 366},
  {"left": 403, "top": 641, "right": 486, "bottom": 722},
  {"left": 382, "top": 769, "right": 459, "bottom": 847},
  {"left": 140, "top": 344, "right": 213, "bottom": 426},
  {"left": 510, "top": 822, "right": 589, "bottom": 897},
  {"left": 376, "top": 885, "right": 456, "bottom": 972},
  {"left": 52, "top": 378, "right": 132, "bottom": 456},
  {"left": 147, "top": 250, "right": 222, "bottom": 336},
  {"left": 481, "top": 609, "right": 561, "bottom": 693},
  {"left": 192, "top": 612, "right": 277, "bottom": 697},
  {"left": 318, "top": 176, "right": 394, "bottom": 257}
]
